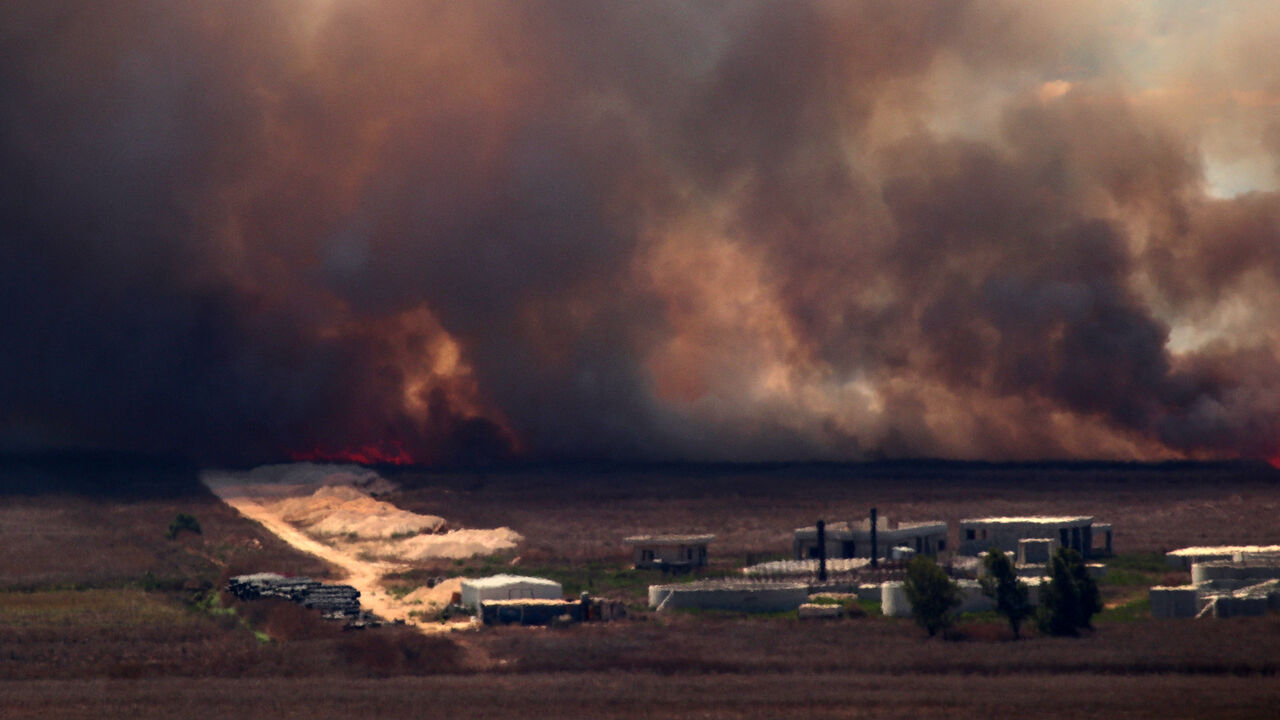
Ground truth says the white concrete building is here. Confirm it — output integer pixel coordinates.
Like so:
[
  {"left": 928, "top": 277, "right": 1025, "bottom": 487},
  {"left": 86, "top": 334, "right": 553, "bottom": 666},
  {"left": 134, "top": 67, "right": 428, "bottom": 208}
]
[
  {"left": 460, "top": 575, "right": 562, "bottom": 613},
  {"left": 624, "top": 534, "right": 714, "bottom": 570},
  {"left": 958, "top": 516, "right": 1111, "bottom": 558}
]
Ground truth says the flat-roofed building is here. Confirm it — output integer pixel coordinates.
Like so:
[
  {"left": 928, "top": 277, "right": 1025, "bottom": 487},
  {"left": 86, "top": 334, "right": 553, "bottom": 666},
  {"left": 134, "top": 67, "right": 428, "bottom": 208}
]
[
  {"left": 624, "top": 534, "right": 714, "bottom": 570},
  {"left": 959, "top": 516, "right": 1110, "bottom": 558}
]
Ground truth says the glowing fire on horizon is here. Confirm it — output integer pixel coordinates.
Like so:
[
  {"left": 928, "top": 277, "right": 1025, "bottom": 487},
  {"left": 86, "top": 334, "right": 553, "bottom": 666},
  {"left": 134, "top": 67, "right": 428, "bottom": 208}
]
[{"left": 289, "top": 440, "right": 415, "bottom": 466}]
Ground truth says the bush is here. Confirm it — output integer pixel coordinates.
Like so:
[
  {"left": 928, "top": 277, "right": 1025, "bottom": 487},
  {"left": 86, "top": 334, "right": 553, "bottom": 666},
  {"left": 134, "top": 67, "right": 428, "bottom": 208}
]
[
  {"left": 980, "top": 549, "right": 1033, "bottom": 639},
  {"left": 166, "top": 512, "right": 202, "bottom": 539},
  {"left": 1038, "top": 548, "right": 1102, "bottom": 636},
  {"left": 903, "top": 555, "right": 961, "bottom": 637}
]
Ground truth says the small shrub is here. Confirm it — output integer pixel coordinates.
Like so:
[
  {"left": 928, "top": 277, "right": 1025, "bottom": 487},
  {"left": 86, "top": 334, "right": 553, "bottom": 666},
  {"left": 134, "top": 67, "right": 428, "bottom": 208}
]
[{"left": 166, "top": 512, "right": 201, "bottom": 539}]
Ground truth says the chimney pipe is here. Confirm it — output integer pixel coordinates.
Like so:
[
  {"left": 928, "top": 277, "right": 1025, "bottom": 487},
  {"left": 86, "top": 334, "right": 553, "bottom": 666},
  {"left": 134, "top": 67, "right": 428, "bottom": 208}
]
[
  {"left": 870, "top": 508, "right": 878, "bottom": 568},
  {"left": 816, "top": 519, "right": 827, "bottom": 582}
]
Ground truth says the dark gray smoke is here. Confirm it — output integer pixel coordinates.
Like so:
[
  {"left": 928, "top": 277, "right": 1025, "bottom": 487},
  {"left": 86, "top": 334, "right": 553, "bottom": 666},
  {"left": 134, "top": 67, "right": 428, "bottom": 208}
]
[{"left": 2, "top": 1, "right": 1278, "bottom": 464}]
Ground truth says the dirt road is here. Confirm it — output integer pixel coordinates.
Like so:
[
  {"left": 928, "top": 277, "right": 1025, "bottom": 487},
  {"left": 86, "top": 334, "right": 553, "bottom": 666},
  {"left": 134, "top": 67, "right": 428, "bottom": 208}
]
[{"left": 203, "top": 475, "right": 471, "bottom": 633}]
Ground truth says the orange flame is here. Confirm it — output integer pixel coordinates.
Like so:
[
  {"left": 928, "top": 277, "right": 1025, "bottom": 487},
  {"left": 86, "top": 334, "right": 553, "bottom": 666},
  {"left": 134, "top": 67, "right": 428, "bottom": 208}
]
[
  {"left": 1268, "top": 454, "right": 1280, "bottom": 470},
  {"left": 288, "top": 440, "right": 415, "bottom": 466}
]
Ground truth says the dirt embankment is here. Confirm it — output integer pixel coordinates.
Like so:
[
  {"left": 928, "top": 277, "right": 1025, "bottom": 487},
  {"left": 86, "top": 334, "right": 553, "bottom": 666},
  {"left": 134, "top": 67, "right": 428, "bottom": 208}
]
[{"left": 201, "top": 463, "right": 520, "bottom": 629}]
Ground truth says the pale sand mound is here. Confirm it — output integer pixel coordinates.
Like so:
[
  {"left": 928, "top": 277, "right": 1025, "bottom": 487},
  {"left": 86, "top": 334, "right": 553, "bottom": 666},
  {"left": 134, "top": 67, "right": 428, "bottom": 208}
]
[
  {"left": 203, "top": 462, "right": 397, "bottom": 500},
  {"left": 204, "top": 462, "right": 521, "bottom": 562},
  {"left": 358, "top": 527, "right": 523, "bottom": 562},
  {"left": 274, "top": 485, "right": 446, "bottom": 538},
  {"left": 403, "top": 577, "right": 463, "bottom": 607}
]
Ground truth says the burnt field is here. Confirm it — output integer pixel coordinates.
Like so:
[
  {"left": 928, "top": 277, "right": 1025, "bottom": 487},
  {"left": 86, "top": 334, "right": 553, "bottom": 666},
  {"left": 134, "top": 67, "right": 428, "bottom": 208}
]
[{"left": 2, "top": 457, "right": 1280, "bottom": 719}]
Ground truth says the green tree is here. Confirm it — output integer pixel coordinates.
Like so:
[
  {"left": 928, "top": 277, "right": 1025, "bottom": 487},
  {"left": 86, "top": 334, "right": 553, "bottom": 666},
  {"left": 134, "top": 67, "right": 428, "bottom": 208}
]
[
  {"left": 1037, "top": 547, "right": 1100, "bottom": 636},
  {"left": 903, "top": 555, "right": 961, "bottom": 637},
  {"left": 979, "top": 548, "right": 1033, "bottom": 638}
]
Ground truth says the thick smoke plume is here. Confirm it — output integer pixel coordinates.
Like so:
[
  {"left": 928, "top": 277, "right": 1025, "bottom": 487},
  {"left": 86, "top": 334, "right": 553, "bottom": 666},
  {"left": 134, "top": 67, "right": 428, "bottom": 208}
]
[{"left": 2, "top": 1, "right": 1278, "bottom": 464}]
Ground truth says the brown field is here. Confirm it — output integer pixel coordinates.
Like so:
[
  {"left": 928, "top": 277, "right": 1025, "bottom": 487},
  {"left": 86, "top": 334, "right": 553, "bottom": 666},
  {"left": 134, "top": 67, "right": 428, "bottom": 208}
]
[
  {"left": 386, "top": 461, "right": 1280, "bottom": 562},
  {"left": 2, "top": 456, "right": 1279, "bottom": 718}
]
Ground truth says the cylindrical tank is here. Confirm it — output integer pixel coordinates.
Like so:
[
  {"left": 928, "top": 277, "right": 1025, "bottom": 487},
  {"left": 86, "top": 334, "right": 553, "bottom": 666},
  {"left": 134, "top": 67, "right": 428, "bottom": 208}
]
[{"left": 882, "top": 581, "right": 911, "bottom": 618}]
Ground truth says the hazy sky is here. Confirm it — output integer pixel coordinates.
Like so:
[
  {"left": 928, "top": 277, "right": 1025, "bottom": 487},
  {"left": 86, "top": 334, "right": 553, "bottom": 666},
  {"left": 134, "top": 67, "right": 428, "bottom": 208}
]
[{"left": 2, "top": 1, "right": 1278, "bottom": 465}]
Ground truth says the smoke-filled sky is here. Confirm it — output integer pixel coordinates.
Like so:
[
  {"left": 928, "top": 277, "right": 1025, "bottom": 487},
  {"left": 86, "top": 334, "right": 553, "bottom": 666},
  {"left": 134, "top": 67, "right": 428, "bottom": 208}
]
[{"left": 3, "top": 1, "right": 1279, "bottom": 465}]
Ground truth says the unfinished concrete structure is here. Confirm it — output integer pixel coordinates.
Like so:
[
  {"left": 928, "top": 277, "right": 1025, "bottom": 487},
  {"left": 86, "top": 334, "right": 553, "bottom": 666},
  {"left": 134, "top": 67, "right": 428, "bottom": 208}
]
[
  {"left": 624, "top": 534, "right": 714, "bottom": 570},
  {"left": 793, "top": 518, "right": 947, "bottom": 560},
  {"left": 1151, "top": 555, "right": 1280, "bottom": 619},
  {"left": 958, "top": 516, "right": 1111, "bottom": 558},
  {"left": 1017, "top": 538, "right": 1056, "bottom": 565},
  {"left": 459, "top": 574, "right": 562, "bottom": 613},
  {"left": 648, "top": 580, "right": 808, "bottom": 613}
]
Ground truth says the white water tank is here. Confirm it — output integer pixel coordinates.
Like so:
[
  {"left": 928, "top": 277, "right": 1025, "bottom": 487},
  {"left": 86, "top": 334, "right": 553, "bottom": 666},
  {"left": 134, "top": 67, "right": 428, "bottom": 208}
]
[{"left": 882, "top": 581, "right": 911, "bottom": 618}]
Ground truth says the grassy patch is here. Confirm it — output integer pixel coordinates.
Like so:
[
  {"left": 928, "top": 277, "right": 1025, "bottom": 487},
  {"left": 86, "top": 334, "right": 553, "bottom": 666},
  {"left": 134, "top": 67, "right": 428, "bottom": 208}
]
[
  {"left": 1097, "top": 595, "right": 1152, "bottom": 623},
  {"left": 856, "top": 598, "right": 883, "bottom": 617},
  {"left": 0, "top": 587, "right": 191, "bottom": 628},
  {"left": 1106, "top": 553, "right": 1171, "bottom": 574}
]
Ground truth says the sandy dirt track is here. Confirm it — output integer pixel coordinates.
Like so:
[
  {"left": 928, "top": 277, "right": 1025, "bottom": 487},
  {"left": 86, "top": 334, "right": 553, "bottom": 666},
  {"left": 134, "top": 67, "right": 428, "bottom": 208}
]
[
  {"left": 201, "top": 463, "right": 515, "bottom": 631},
  {"left": 207, "top": 488, "right": 416, "bottom": 624}
]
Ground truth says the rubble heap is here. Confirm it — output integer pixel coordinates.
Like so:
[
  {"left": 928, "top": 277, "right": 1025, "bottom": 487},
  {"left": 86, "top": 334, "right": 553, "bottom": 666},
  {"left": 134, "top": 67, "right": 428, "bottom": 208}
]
[{"left": 227, "top": 572, "right": 362, "bottom": 620}]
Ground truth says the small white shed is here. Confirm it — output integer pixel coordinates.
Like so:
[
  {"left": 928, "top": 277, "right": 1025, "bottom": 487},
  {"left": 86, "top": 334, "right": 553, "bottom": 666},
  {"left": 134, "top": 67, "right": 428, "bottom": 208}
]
[{"left": 460, "top": 575, "right": 563, "bottom": 612}]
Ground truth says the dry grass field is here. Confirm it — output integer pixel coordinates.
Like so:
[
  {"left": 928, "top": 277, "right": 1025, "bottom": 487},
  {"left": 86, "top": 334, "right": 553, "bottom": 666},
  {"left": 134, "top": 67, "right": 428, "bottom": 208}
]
[
  {"left": 387, "top": 461, "right": 1280, "bottom": 562},
  {"left": 2, "top": 456, "right": 1279, "bottom": 718}
]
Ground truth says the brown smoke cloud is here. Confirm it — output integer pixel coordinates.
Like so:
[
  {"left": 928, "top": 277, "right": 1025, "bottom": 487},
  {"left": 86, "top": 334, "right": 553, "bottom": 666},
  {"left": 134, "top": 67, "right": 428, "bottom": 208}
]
[{"left": 2, "top": 0, "right": 1278, "bottom": 464}]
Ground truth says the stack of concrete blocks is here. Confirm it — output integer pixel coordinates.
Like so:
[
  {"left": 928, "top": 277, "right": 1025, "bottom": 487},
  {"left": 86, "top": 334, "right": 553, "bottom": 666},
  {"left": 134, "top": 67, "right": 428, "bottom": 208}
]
[{"left": 226, "top": 573, "right": 362, "bottom": 620}]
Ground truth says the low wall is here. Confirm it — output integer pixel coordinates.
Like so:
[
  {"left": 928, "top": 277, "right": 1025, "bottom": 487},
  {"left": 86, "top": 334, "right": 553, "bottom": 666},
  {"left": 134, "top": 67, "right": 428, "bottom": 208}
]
[
  {"left": 649, "top": 582, "right": 808, "bottom": 613},
  {"left": 480, "top": 599, "right": 582, "bottom": 626},
  {"left": 1150, "top": 586, "right": 1199, "bottom": 619}
]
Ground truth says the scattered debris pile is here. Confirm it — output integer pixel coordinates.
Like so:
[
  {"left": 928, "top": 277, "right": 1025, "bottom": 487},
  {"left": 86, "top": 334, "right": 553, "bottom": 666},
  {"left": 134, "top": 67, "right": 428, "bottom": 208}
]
[{"left": 227, "top": 572, "right": 366, "bottom": 622}]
